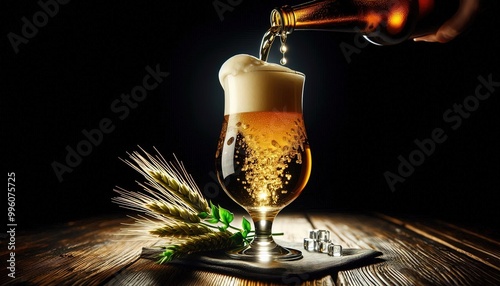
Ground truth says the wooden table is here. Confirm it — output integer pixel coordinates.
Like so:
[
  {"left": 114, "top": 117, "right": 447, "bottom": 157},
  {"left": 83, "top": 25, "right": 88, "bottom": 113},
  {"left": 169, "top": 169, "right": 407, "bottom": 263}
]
[{"left": 2, "top": 212, "right": 499, "bottom": 285}]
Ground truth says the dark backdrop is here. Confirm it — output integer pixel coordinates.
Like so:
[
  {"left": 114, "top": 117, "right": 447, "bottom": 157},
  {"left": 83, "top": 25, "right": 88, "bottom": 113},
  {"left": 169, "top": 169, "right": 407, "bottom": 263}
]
[{"left": 2, "top": 0, "right": 499, "bottom": 233}]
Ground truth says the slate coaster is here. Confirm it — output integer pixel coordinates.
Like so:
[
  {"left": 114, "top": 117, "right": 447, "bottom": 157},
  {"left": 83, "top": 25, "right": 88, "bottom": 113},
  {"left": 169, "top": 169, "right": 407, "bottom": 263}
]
[{"left": 141, "top": 241, "right": 383, "bottom": 282}]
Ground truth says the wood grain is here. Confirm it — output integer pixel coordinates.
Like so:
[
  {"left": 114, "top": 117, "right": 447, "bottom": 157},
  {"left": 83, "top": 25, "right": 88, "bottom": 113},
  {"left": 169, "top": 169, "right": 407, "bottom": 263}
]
[
  {"left": 104, "top": 211, "right": 336, "bottom": 286},
  {"left": 1, "top": 216, "right": 155, "bottom": 286},
  {"left": 1, "top": 212, "right": 498, "bottom": 286},
  {"left": 307, "top": 212, "right": 500, "bottom": 286},
  {"left": 376, "top": 214, "right": 500, "bottom": 271}
]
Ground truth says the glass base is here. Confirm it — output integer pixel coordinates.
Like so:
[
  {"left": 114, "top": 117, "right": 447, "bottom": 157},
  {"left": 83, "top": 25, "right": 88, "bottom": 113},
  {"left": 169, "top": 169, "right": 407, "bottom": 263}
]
[{"left": 226, "top": 244, "right": 303, "bottom": 262}]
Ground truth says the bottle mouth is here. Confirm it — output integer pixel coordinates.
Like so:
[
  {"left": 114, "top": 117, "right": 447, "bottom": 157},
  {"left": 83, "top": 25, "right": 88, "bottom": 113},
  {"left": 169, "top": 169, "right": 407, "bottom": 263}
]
[
  {"left": 270, "top": 6, "right": 295, "bottom": 34},
  {"left": 270, "top": 9, "right": 282, "bottom": 29}
]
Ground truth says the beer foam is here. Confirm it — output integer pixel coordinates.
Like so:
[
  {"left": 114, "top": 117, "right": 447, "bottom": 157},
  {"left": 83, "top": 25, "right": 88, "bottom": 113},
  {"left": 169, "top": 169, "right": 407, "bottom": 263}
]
[
  {"left": 218, "top": 54, "right": 294, "bottom": 86},
  {"left": 218, "top": 54, "right": 304, "bottom": 115}
]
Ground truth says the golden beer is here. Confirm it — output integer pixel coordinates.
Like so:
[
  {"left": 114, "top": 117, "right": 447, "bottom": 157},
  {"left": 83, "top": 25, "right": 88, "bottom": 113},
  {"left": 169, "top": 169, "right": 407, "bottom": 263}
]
[
  {"left": 216, "top": 111, "right": 311, "bottom": 213},
  {"left": 216, "top": 54, "right": 310, "bottom": 260}
]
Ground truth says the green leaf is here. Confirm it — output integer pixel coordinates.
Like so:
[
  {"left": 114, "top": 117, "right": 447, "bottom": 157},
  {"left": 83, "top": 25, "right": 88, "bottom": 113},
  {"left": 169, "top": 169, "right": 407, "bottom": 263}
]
[
  {"left": 241, "top": 217, "right": 251, "bottom": 237},
  {"left": 197, "top": 212, "right": 208, "bottom": 219},
  {"left": 229, "top": 232, "right": 244, "bottom": 246},
  {"left": 158, "top": 255, "right": 169, "bottom": 264},
  {"left": 210, "top": 201, "right": 220, "bottom": 221},
  {"left": 206, "top": 217, "right": 219, "bottom": 224},
  {"left": 158, "top": 248, "right": 176, "bottom": 264},
  {"left": 218, "top": 225, "right": 228, "bottom": 232},
  {"left": 218, "top": 205, "right": 234, "bottom": 226}
]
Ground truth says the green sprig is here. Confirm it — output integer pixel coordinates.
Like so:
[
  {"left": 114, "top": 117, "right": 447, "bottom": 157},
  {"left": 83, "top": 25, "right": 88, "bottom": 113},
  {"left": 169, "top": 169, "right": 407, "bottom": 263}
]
[{"left": 198, "top": 201, "right": 254, "bottom": 245}]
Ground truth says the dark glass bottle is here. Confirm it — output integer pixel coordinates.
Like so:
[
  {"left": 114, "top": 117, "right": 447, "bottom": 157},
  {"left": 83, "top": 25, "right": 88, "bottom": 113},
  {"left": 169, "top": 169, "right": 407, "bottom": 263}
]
[{"left": 269, "top": 0, "right": 459, "bottom": 45}]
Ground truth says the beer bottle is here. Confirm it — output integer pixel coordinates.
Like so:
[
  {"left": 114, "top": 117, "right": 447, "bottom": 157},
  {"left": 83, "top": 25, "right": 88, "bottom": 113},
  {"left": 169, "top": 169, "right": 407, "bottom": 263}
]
[{"left": 269, "top": 0, "right": 460, "bottom": 46}]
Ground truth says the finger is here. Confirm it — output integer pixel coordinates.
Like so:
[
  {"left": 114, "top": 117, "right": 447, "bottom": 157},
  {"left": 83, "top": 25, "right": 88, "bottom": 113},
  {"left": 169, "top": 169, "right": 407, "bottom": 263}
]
[
  {"left": 434, "top": 0, "right": 479, "bottom": 42},
  {"left": 413, "top": 0, "right": 480, "bottom": 43}
]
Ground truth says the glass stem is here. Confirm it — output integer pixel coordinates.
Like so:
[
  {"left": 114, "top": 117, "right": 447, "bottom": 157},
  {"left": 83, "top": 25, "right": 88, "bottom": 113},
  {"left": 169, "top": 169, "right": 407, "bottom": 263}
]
[
  {"left": 248, "top": 210, "right": 279, "bottom": 251},
  {"left": 225, "top": 208, "right": 302, "bottom": 260}
]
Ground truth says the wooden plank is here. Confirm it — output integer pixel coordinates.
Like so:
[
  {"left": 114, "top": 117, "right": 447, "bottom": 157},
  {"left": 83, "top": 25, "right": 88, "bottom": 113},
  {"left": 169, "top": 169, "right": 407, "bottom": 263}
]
[
  {"left": 6, "top": 212, "right": 496, "bottom": 285},
  {"left": 105, "top": 212, "right": 336, "bottom": 285},
  {"left": 376, "top": 213, "right": 500, "bottom": 271},
  {"left": 273, "top": 211, "right": 317, "bottom": 246},
  {"left": 1, "top": 215, "right": 156, "bottom": 286},
  {"left": 104, "top": 258, "right": 335, "bottom": 286},
  {"left": 308, "top": 212, "right": 500, "bottom": 286}
]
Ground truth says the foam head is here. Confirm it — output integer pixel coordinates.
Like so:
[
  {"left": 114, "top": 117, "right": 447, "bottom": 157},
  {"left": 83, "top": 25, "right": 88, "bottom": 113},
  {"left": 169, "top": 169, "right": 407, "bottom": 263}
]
[{"left": 218, "top": 54, "right": 305, "bottom": 115}]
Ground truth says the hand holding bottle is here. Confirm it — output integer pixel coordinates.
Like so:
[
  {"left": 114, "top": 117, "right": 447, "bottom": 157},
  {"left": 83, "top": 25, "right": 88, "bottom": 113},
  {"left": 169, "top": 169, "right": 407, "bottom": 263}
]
[{"left": 413, "top": 0, "right": 479, "bottom": 43}]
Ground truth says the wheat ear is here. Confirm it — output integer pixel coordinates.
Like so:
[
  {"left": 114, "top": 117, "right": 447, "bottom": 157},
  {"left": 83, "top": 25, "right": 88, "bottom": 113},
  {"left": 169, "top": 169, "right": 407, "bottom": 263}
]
[
  {"left": 158, "top": 231, "right": 237, "bottom": 263},
  {"left": 150, "top": 221, "right": 212, "bottom": 237},
  {"left": 113, "top": 186, "right": 200, "bottom": 224},
  {"left": 122, "top": 146, "right": 210, "bottom": 214}
]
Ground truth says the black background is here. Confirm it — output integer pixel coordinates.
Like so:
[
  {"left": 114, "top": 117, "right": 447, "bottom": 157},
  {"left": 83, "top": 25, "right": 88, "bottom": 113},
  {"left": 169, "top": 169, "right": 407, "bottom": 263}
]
[{"left": 1, "top": 0, "right": 499, "bottom": 234}]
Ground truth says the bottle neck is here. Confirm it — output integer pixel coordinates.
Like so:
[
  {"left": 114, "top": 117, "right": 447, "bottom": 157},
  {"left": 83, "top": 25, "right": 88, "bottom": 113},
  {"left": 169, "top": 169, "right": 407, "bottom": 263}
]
[
  {"left": 271, "top": 0, "right": 459, "bottom": 44},
  {"left": 272, "top": 0, "right": 409, "bottom": 35}
]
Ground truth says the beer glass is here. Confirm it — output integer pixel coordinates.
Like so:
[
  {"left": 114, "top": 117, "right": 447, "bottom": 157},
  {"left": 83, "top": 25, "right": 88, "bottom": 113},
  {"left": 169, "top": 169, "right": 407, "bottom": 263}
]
[{"left": 216, "top": 56, "right": 311, "bottom": 261}]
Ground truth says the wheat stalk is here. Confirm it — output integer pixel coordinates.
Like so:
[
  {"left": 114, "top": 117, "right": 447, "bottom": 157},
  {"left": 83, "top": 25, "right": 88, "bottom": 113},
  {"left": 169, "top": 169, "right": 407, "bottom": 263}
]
[
  {"left": 150, "top": 221, "right": 212, "bottom": 237},
  {"left": 146, "top": 201, "right": 201, "bottom": 223},
  {"left": 112, "top": 147, "right": 210, "bottom": 225},
  {"left": 113, "top": 185, "right": 198, "bottom": 225},
  {"left": 149, "top": 170, "right": 209, "bottom": 214},
  {"left": 112, "top": 147, "right": 246, "bottom": 263},
  {"left": 121, "top": 146, "right": 210, "bottom": 214},
  {"left": 158, "top": 231, "right": 237, "bottom": 263}
]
